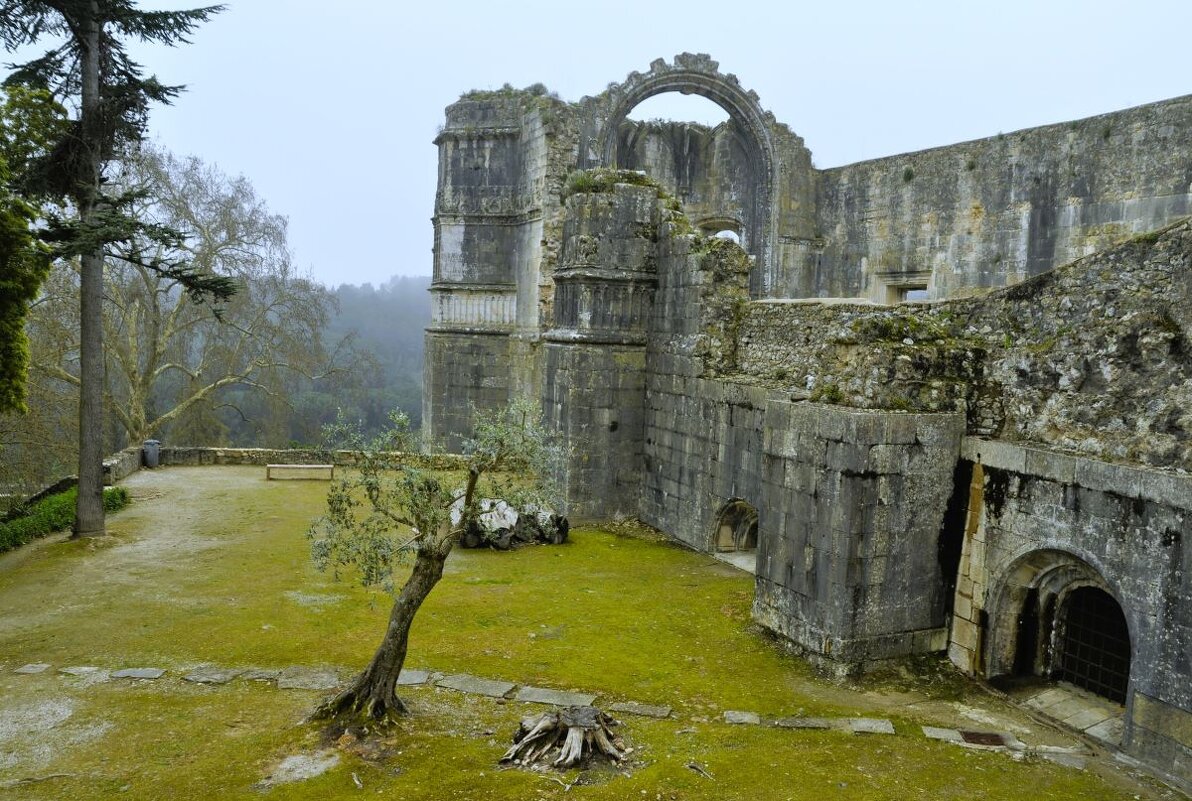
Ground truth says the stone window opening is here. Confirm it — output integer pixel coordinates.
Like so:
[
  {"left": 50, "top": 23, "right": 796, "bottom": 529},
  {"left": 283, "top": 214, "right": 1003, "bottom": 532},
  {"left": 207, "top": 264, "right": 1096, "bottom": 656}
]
[
  {"left": 871, "top": 269, "right": 933, "bottom": 304},
  {"left": 714, "top": 500, "right": 758, "bottom": 552},
  {"left": 699, "top": 218, "right": 744, "bottom": 248}
]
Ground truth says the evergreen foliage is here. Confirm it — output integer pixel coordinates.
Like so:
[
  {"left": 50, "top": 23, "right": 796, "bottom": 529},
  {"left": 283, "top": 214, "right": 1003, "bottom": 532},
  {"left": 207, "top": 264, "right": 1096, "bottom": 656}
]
[
  {"left": 0, "top": 86, "right": 66, "bottom": 413},
  {"left": 0, "top": 1, "right": 234, "bottom": 303},
  {"left": 0, "top": 0, "right": 225, "bottom": 536}
]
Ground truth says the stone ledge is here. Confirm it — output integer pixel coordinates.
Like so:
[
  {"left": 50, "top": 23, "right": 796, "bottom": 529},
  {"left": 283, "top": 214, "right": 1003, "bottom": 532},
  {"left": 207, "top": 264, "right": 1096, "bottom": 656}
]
[{"left": 961, "top": 437, "right": 1192, "bottom": 510}]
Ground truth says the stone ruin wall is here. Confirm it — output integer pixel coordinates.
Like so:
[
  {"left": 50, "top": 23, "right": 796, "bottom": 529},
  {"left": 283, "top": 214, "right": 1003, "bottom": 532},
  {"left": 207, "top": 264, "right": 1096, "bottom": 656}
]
[
  {"left": 732, "top": 220, "right": 1192, "bottom": 470},
  {"left": 422, "top": 56, "right": 1192, "bottom": 784},
  {"left": 611, "top": 93, "right": 1192, "bottom": 301},
  {"left": 719, "top": 221, "right": 1192, "bottom": 779},
  {"left": 424, "top": 56, "right": 1192, "bottom": 451},
  {"left": 954, "top": 438, "right": 1190, "bottom": 780},
  {"left": 813, "top": 95, "right": 1192, "bottom": 301}
]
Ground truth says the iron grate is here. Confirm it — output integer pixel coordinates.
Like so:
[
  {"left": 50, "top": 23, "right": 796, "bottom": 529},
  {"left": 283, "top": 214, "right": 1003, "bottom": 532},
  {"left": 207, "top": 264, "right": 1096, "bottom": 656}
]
[{"left": 1053, "top": 587, "right": 1130, "bottom": 704}]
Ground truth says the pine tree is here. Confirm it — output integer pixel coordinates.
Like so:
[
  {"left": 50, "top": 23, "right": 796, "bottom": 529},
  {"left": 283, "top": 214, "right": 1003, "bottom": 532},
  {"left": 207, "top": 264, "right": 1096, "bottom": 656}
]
[{"left": 0, "top": 1, "right": 229, "bottom": 536}]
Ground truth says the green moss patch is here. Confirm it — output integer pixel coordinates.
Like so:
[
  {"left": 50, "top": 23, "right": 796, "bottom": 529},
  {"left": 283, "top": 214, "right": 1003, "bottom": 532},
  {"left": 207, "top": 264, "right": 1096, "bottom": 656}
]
[{"left": 0, "top": 467, "right": 1156, "bottom": 799}]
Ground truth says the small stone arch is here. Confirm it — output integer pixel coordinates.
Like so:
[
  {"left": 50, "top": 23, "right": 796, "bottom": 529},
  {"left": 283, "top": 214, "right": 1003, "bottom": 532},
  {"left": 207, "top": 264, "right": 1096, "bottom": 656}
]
[
  {"left": 986, "top": 549, "right": 1133, "bottom": 704},
  {"left": 585, "top": 54, "right": 778, "bottom": 296},
  {"left": 697, "top": 216, "right": 744, "bottom": 242},
  {"left": 713, "top": 499, "right": 758, "bottom": 552}
]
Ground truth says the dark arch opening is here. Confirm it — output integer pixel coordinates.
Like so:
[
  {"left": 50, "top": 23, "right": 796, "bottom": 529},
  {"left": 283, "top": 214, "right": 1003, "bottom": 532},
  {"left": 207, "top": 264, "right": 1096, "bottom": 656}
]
[
  {"left": 1052, "top": 586, "right": 1131, "bottom": 703},
  {"left": 714, "top": 500, "right": 758, "bottom": 552}
]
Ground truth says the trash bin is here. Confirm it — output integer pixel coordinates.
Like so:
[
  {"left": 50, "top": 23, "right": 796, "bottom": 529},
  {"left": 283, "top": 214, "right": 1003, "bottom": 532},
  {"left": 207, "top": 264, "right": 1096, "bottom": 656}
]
[{"left": 142, "top": 439, "right": 161, "bottom": 468}]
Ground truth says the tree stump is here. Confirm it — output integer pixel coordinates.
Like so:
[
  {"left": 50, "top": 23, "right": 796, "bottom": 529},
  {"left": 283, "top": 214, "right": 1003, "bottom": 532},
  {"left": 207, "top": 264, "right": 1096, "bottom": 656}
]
[{"left": 500, "top": 706, "right": 626, "bottom": 769}]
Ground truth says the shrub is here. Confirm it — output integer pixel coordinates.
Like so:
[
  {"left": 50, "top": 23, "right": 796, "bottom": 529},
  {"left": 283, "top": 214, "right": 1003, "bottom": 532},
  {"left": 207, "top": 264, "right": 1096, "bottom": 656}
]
[{"left": 0, "top": 486, "right": 131, "bottom": 553}]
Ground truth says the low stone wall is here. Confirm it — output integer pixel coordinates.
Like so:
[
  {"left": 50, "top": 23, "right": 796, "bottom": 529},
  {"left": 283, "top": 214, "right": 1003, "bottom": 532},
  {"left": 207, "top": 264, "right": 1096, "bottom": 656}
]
[
  {"left": 103, "top": 446, "right": 142, "bottom": 485},
  {"left": 158, "top": 447, "right": 466, "bottom": 471}
]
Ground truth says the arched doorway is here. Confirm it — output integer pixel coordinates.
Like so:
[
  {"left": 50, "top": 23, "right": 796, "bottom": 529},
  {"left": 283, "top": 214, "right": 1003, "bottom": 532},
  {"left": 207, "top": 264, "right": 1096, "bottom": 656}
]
[
  {"left": 714, "top": 500, "right": 758, "bottom": 552},
  {"left": 988, "top": 549, "right": 1132, "bottom": 705}
]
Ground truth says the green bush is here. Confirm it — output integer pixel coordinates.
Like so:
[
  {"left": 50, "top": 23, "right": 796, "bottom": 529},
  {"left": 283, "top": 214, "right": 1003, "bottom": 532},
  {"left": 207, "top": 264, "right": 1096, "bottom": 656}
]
[{"left": 0, "top": 486, "right": 130, "bottom": 553}]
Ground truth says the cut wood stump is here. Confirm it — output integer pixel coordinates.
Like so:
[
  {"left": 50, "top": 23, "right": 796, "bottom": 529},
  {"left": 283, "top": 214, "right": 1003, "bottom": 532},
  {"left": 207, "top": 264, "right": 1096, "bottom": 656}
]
[{"left": 500, "top": 706, "right": 626, "bottom": 769}]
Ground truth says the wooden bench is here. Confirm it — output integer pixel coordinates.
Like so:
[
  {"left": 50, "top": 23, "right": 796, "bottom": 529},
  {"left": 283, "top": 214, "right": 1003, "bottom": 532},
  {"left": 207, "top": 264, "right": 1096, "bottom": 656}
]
[{"left": 265, "top": 464, "right": 335, "bottom": 481}]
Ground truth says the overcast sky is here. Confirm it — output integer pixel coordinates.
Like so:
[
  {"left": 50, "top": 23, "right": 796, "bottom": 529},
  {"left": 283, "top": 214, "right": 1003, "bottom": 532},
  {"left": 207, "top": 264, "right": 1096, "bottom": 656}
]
[{"left": 123, "top": 0, "right": 1192, "bottom": 288}]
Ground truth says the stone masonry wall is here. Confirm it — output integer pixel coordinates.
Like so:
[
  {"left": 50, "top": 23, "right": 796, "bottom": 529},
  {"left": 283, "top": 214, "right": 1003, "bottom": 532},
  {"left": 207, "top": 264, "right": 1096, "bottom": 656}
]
[
  {"left": 812, "top": 94, "right": 1192, "bottom": 300},
  {"left": 753, "top": 403, "right": 963, "bottom": 670},
  {"left": 617, "top": 120, "right": 756, "bottom": 235},
  {"left": 542, "top": 183, "right": 662, "bottom": 518},
  {"left": 636, "top": 219, "right": 967, "bottom": 671},
  {"left": 640, "top": 228, "right": 764, "bottom": 548},
  {"left": 732, "top": 219, "right": 1192, "bottom": 470},
  {"left": 422, "top": 332, "right": 510, "bottom": 453},
  {"left": 426, "top": 64, "right": 1192, "bottom": 457}
]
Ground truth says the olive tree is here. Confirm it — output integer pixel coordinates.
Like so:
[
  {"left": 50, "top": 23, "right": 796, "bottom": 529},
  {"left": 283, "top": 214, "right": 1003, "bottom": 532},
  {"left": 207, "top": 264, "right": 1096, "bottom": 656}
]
[{"left": 307, "top": 399, "right": 560, "bottom": 725}]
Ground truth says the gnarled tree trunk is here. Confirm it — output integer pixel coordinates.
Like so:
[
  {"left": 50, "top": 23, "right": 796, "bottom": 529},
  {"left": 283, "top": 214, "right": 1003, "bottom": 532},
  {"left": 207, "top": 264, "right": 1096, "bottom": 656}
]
[
  {"left": 501, "top": 706, "right": 626, "bottom": 768},
  {"left": 315, "top": 544, "right": 447, "bottom": 725}
]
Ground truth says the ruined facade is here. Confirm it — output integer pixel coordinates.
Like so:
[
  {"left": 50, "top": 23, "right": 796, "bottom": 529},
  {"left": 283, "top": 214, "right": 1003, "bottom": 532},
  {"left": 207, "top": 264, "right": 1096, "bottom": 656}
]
[{"left": 423, "top": 55, "right": 1192, "bottom": 784}]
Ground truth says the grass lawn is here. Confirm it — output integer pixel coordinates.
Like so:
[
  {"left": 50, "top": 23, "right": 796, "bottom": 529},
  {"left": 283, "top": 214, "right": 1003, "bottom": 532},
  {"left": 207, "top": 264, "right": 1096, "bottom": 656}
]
[{"left": 0, "top": 467, "right": 1175, "bottom": 800}]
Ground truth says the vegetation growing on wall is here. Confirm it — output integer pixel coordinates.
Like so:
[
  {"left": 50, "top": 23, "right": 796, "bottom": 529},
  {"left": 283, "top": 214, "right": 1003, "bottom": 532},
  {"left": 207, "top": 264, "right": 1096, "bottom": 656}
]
[
  {"left": 459, "top": 82, "right": 558, "bottom": 102},
  {"left": 564, "top": 167, "right": 661, "bottom": 198}
]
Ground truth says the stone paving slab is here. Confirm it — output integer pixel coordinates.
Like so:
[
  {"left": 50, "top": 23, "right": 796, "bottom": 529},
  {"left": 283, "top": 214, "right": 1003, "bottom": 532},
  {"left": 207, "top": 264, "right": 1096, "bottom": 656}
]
[
  {"left": 241, "top": 668, "right": 282, "bottom": 682},
  {"left": 922, "top": 726, "right": 963, "bottom": 742},
  {"left": 184, "top": 667, "right": 242, "bottom": 685},
  {"left": 773, "top": 716, "right": 835, "bottom": 730},
  {"left": 1062, "top": 707, "right": 1114, "bottom": 731},
  {"left": 723, "top": 710, "right": 760, "bottom": 725},
  {"left": 609, "top": 702, "right": 672, "bottom": 719},
  {"left": 1043, "top": 697, "right": 1089, "bottom": 721},
  {"left": 848, "top": 718, "right": 895, "bottom": 735},
  {"left": 13, "top": 663, "right": 50, "bottom": 674},
  {"left": 1085, "top": 716, "right": 1124, "bottom": 745},
  {"left": 112, "top": 668, "right": 165, "bottom": 679},
  {"left": 397, "top": 669, "right": 433, "bottom": 686},
  {"left": 277, "top": 667, "right": 340, "bottom": 691},
  {"left": 58, "top": 666, "right": 110, "bottom": 683},
  {"left": 1023, "top": 687, "right": 1068, "bottom": 710},
  {"left": 435, "top": 674, "right": 515, "bottom": 699},
  {"left": 515, "top": 686, "right": 597, "bottom": 707}
]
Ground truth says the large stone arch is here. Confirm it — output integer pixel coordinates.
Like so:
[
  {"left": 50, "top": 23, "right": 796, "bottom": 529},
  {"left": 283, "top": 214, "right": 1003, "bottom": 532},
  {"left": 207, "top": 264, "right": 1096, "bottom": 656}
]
[{"left": 583, "top": 54, "right": 779, "bottom": 296}]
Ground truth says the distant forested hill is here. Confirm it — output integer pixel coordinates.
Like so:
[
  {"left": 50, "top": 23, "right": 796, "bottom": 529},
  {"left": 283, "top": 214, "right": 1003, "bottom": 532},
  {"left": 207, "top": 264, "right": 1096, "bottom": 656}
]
[
  {"left": 325, "top": 275, "right": 431, "bottom": 433},
  {"left": 193, "top": 274, "right": 432, "bottom": 447}
]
